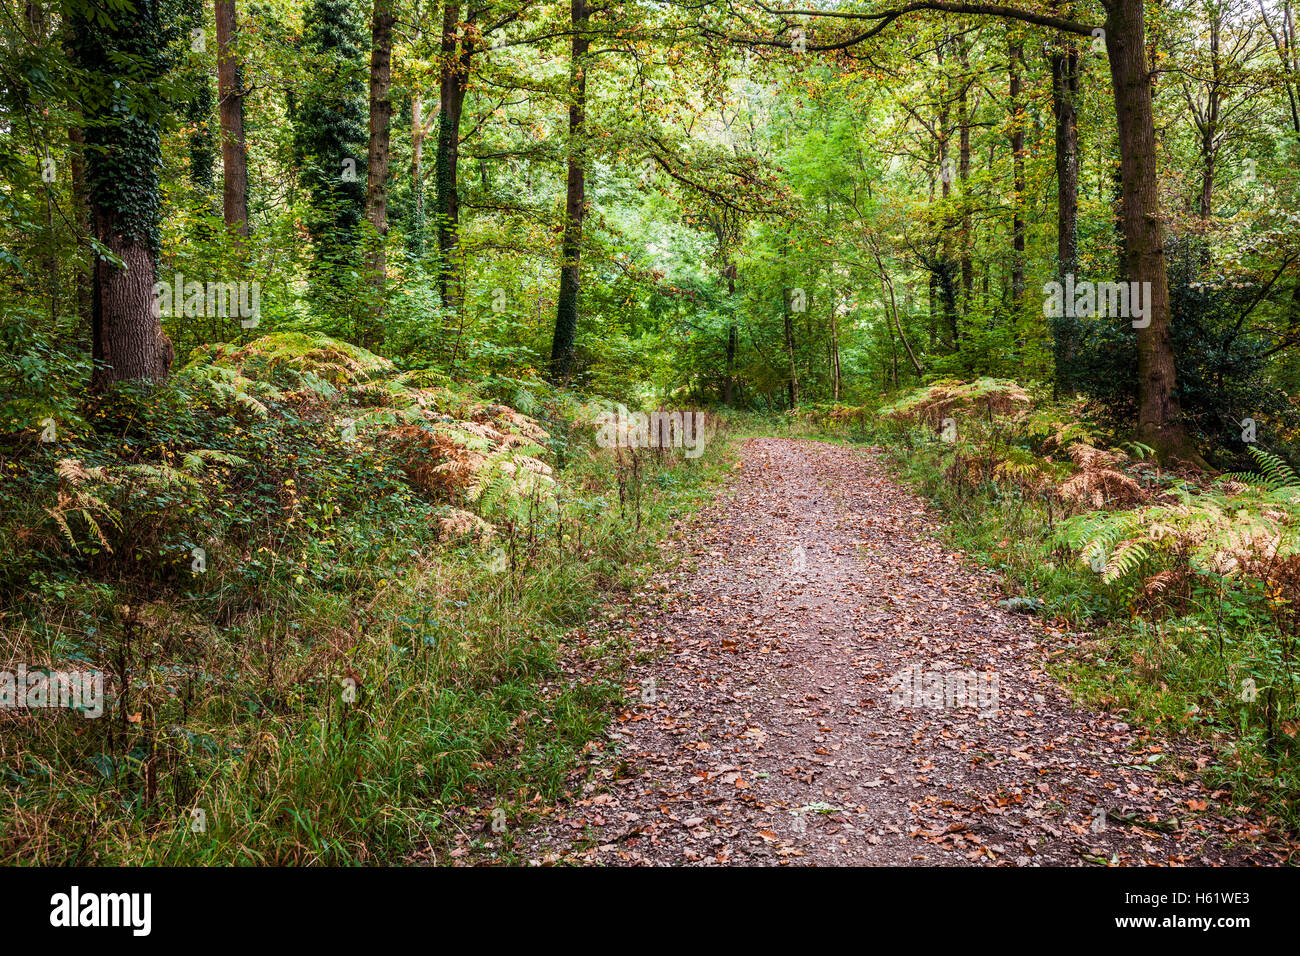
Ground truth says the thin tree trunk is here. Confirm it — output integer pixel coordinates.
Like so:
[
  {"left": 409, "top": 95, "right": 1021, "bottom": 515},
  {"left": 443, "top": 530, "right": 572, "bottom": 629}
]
[
  {"left": 1050, "top": 39, "right": 1080, "bottom": 392},
  {"left": 874, "top": 246, "right": 923, "bottom": 378},
  {"left": 435, "top": 1, "right": 468, "bottom": 319},
  {"left": 723, "top": 263, "right": 737, "bottom": 404},
  {"left": 214, "top": 0, "right": 249, "bottom": 238},
  {"left": 958, "top": 37, "right": 974, "bottom": 314},
  {"left": 549, "top": 0, "right": 589, "bottom": 382},
  {"left": 362, "top": 0, "right": 394, "bottom": 349},
  {"left": 783, "top": 287, "right": 800, "bottom": 407},
  {"left": 1198, "top": 17, "right": 1221, "bottom": 220},
  {"left": 724, "top": 322, "right": 738, "bottom": 404},
  {"left": 937, "top": 37, "right": 958, "bottom": 346},
  {"left": 1008, "top": 31, "right": 1026, "bottom": 312},
  {"left": 829, "top": 294, "right": 841, "bottom": 401},
  {"left": 1051, "top": 45, "right": 1080, "bottom": 276},
  {"left": 68, "top": 122, "right": 93, "bottom": 340},
  {"left": 412, "top": 92, "right": 428, "bottom": 257}
]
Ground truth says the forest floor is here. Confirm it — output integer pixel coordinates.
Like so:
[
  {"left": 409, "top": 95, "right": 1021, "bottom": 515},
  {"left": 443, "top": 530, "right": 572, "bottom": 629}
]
[{"left": 471, "top": 438, "right": 1288, "bottom": 866}]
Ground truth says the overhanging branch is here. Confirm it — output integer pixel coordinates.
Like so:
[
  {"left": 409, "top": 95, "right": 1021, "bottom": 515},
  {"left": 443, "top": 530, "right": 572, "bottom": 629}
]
[{"left": 755, "top": 2, "right": 1098, "bottom": 39}]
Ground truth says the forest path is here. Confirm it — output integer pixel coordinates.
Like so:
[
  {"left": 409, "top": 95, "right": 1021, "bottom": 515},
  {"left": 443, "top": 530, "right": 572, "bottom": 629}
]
[{"left": 511, "top": 438, "right": 1278, "bottom": 866}]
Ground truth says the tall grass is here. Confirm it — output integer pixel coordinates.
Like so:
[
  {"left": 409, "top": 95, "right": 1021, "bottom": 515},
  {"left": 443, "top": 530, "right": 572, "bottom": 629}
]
[{"left": 0, "top": 376, "right": 733, "bottom": 864}]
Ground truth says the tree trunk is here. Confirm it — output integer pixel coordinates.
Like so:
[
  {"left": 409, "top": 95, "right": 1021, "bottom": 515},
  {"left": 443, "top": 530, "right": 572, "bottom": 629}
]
[
  {"left": 549, "top": 0, "right": 589, "bottom": 383},
  {"left": 1008, "top": 32, "right": 1026, "bottom": 312},
  {"left": 937, "top": 39, "right": 958, "bottom": 347},
  {"left": 412, "top": 92, "right": 428, "bottom": 257},
  {"left": 362, "top": 0, "right": 394, "bottom": 349},
  {"left": 435, "top": 0, "right": 467, "bottom": 317},
  {"left": 70, "top": 0, "right": 174, "bottom": 387},
  {"left": 879, "top": 257, "right": 923, "bottom": 379},
  {"left": 1050, "top": 45, "right": 1080, "bottom": 276},
  {"left": 92, "top": 224, "right": 172, "bottom": 386},
  {"left": 829, "top": 294, "right": 841, "bottom": 401},
  {"left": 1104, "top": 0, "right": 1195, "bottom": 462},
  {"left": 958, "top": 37, "right": 974, "bottom": 312},
  {"left": 1198, "top": 16, "right": 1221, "bottom": 220},
  {"left": 68, "top": 122, "right": 93, "bottom": 340},
  {"left": 1050, "top": 40, "right": 1080, "bottom": 392},
  {"left": 214, "top": 0, "right": 249, "bottom": 238},
  {"left": 723, "top": 263, "right": 737, "bottom": 404},
  {"left": 783, "top": 287, "right": 799, "bottom": 408},
  {"left": 724, "top": 323, "right": 738, "bottom": 404}
]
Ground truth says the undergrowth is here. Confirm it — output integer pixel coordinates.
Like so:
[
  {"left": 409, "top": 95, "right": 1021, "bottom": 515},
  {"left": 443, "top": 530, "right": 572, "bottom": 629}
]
[{"left": 0, "top": 334, "right": 732, "bottom": 864}]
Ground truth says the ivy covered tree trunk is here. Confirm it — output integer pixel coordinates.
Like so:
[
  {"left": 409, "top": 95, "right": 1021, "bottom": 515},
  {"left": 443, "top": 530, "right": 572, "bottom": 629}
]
[
  {"left": 361, "top": 0, "right": 395, "bottom": 350},
  {"left": 1103, "top": 0, "right": 1196, "bottom": 462},
  {"left": 294, "top": 0, "right": 368, "bottom": 299},
  {"left": 549, "top": 0, "right": 589, "bottom": 383},
  {"left": 214, "top": 0, "right": 248, "bottom": 238},
  {"left": 67, "top": 0, "right": 174, "bottom": 387}
]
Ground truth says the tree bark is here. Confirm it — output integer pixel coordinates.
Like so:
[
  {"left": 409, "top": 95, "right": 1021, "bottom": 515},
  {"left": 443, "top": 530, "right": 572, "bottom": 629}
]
[
  {"left": 958, "top": 36, "right": 974, "bottom": 311},
  {"left": 92, "top": 217, "right": 172, "bottom": 386},
  {"left": 549, "top": 0, "right": 590, "bottom": 382},
  {"left": 1050, "top": 38, "right": 1080, "bottom": 392},
  {"left": 412, "top": 92, "right": 429, "bottom": 257},
  {"left": 1050, "top": 44, "right": 1080, "bottom": 275},
  {"left": 214, "top": 0, "right": 249, "bottom": 238},
  {"left": 1008, "top": 31, "right": 1026, "bottom": 311},
  {"left": 1196, "top": 14, "right": 1222, "bottom": 220},
  {"left": 435, "top": 0, "right": 468, "bottom": 318},
  {"left": 70, "top": 0, "right": 173, "bottom": 388},
  {"left": 829, "top": 292, "right": 842, "bottom": 401},
  {"left": 723, "top": 263, "right": 737, "bottom": 404},
  {"left": 68, "top": 122, "right": 93, "bottom": 339},
  {"left": 1104, "top": 0, "right": 1194, "bottom": 461},
  {"left": 362, "top": 0, "right": 394, "bottom": 349}
]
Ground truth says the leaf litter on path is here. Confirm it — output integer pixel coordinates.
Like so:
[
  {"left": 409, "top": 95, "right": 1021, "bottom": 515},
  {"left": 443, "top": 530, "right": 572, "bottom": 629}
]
[{"left": 495, "top": 439, "right": 1284, "bottom": 867}]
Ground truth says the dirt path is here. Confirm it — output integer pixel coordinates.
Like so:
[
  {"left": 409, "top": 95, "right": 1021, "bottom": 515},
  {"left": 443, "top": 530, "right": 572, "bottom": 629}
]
[{"left": 515, "top": 438, "right": 1282, "bottom": 866}]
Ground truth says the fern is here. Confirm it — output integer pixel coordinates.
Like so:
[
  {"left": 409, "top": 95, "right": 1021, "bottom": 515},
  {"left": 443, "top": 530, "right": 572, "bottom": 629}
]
[{"left": 1223, "top": 447, "right": 1300, "bottom": 494}]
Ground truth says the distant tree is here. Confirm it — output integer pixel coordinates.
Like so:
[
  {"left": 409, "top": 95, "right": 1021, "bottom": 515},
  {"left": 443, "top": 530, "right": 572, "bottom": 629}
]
[
  {"left": 214, "top": 0, "right": 249, "bottom": 237},
  {"left": 362, "top": 0, "right": 395, "bottom": 349}
]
